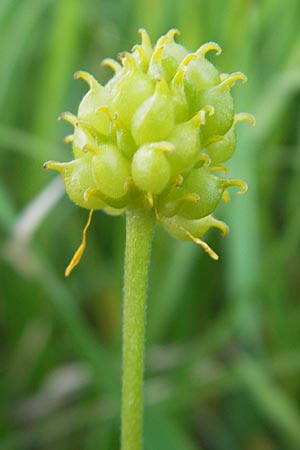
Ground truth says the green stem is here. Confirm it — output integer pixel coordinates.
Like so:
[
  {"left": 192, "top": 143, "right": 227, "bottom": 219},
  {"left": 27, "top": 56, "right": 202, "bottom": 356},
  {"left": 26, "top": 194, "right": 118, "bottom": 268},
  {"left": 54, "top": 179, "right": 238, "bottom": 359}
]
[{"left": 121, "top": 208, "right": 154, "bottom": 450}]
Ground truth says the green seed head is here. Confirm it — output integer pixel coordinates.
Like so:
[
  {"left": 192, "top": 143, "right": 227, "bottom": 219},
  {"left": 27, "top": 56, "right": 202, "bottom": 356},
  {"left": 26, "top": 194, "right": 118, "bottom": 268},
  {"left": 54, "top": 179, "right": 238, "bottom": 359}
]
[{"left": 44, "top": 29, "right": 253, "bottom": 265}]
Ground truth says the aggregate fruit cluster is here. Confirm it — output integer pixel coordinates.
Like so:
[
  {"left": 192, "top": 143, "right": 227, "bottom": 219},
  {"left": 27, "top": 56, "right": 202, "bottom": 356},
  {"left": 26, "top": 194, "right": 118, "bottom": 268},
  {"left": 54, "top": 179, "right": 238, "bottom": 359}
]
[{"left": 45, "top": 29, "right": 254, "bottom": 260}]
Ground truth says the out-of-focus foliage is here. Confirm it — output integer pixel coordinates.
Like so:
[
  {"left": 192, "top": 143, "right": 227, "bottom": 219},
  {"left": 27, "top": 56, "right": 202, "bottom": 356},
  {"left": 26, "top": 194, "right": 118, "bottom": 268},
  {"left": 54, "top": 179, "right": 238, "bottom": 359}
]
[{"left": 0, "top": 1, "right": 300, "bottom": 449}]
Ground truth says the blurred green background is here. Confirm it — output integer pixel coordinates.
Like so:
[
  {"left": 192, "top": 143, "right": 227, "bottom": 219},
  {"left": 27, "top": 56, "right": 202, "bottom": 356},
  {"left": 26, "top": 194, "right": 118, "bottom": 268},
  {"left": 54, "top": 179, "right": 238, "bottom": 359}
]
[{"left": 1, "top": 0, "right": 300, "bottom": 449}]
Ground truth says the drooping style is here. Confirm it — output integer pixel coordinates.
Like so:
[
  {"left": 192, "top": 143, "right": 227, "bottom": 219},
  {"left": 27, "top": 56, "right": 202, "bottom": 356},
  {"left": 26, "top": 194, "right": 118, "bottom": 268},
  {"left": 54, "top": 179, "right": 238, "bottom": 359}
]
[{"left": 44, "top": 29, "right": 254, "bottom": 273}]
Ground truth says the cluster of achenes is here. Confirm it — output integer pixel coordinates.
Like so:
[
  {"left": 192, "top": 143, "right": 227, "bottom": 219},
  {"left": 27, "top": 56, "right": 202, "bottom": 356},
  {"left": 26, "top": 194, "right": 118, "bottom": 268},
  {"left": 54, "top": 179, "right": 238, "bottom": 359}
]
[{"left": 45, "top": 29, "right": 254, "bottom": 261}]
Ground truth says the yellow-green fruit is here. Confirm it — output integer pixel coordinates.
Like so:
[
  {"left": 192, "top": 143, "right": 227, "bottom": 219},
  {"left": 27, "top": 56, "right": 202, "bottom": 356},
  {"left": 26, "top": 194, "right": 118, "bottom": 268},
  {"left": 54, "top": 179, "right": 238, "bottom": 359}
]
[
  {"left": 110, "top": 53, "right": 154, "bottom": 128},
  {"left": 75, "top": 71, "right": 111, "bottom": 136},
  {"left": 170, "top": 69, "right": 189, "bottom": 123},
  {"left": 199, "top": 72, "right": 247, "bottom": 140},
  {"left": 162, "top": 214, "right": 228, "bottom": 241},
  {"left": 92, "top": 144, "right": 131, "bottom": 198},
  {"left": 44, "top": 157, "right": 106, "bottom": 210},
  {"left": 132, "top": 28, "right": 153, "bottom": 71},
  {"left": 132, "top": 143, "right": 171, "bottom": 194},
  {"left": 113, "top": 114, "right": 138, "bottom": 159},
  {"left": 177, "top": 168, "right": 246, "bottom": 220},
  {"left": 186, "top": 58, "right": 220, "bottom": 92},
  {"left": 180, "top": 44, "right": 220, "bottom": 112},
  {"left": 72, "top": 124, "right": 98, "bottom": 158},
  {"left": 205, "top": 112, "right": 255, "bottom": 164},
  {"left": 132, "top": 77, "right": 174, "bottom": 145},
  {"left": 160, "top": 41, "right": 189, "bottom": 81},
  {"left": 148, "top": 29, "right": 188, "bottom": 81},
  {"left": 167, "top": 111, "right": 203, "bottom": 175}
]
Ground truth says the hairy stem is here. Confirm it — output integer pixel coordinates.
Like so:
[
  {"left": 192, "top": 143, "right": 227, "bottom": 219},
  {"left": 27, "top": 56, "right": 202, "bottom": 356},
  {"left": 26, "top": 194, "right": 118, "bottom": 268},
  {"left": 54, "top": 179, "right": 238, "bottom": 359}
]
[{"left": 121, "top": 208, "right": 154, "bottom": 450}]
